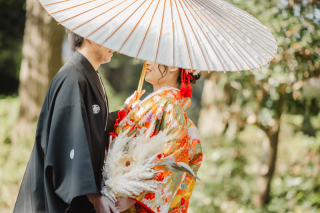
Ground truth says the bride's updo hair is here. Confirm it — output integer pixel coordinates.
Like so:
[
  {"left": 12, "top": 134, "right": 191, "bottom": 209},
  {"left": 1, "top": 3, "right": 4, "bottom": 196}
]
[
  {"left": 157, "top": 65, "right": 201, "bottom": 85},
  {"left": 177, "top": 68, "right": 201, "bottom": 85}
]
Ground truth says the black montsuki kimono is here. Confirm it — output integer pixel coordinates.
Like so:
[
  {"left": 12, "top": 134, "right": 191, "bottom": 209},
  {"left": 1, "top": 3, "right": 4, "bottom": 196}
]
[{"left": 14, "top": 51, "right": 119, "bottom": 213}]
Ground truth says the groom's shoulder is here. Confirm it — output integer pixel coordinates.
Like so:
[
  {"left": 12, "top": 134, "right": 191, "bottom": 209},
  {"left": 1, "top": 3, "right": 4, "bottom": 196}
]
[{"left": 53, "top": 62, "right": 86, "bottom": 86}]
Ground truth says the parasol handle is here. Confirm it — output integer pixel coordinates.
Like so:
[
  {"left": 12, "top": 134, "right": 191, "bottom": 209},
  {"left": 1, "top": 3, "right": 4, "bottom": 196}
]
[{"left": 136, "top": 61, "right": 147, "bottom": 102}]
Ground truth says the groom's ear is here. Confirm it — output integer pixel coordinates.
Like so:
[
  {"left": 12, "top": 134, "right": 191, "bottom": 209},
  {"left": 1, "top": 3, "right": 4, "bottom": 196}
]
[{"left": 168, "top": 66, "right": 179, "bottom": 73}]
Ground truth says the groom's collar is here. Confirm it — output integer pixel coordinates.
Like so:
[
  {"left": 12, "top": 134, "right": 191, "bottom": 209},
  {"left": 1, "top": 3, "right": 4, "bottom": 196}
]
[{"left": 70, "top": 50, "right": 96, "bottom": 74}]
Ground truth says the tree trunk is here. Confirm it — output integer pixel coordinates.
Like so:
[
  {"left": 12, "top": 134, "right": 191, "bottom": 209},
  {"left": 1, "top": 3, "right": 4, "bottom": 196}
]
[
  {"left": 255, "top": 85, "right": 286, "bottom": 206},
  {"left": 13, "top": 0, "right": 64, "bottom": 140},
  {"left": 255, "top": 125, "right": 280, "bottom": 206}
]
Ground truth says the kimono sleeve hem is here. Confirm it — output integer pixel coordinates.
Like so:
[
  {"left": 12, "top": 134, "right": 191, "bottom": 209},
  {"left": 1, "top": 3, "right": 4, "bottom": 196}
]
[
  {"left": 133, "top": 198, "right": 155, "bottom": 213},
  {"left": 66, "top": 188, "right": 100, "bottom": 212}
]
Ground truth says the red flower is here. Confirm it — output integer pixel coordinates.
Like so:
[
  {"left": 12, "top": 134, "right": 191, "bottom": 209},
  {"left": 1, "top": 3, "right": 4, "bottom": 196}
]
[
  {"left": 180, "top": 198, "right": 186, "bottom": 205},
  {"left": 157, "top": 206, "right": 161, "bottom": 212},
  {"left": 118, "top": 110, "right": 126, "bottom": 121},
  {"left": 145, "top": 192, "right": 155, "bottom": 200},
  {"left": 154, "top": 172, "right": 164, "bottom": 182}
]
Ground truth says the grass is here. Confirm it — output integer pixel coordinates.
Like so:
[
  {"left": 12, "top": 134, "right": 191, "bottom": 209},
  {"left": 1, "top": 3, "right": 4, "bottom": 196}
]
[{"left": 1, "top": 93, "right": 320, "bottom": 213}]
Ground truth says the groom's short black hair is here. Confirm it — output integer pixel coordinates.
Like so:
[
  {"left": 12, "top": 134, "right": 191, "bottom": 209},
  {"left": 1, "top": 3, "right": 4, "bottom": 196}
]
[{"left": 67, "top": 29, "right": 84, "bottom": 52}]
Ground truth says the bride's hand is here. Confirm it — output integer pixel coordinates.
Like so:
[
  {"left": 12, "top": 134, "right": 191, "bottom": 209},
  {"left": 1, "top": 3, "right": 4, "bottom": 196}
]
[
  {"left": 122, "top": 90, "right": 145, "bottom": 113},
  {"left": 115, "top": 197, "right": 136, "bottom": 212}
]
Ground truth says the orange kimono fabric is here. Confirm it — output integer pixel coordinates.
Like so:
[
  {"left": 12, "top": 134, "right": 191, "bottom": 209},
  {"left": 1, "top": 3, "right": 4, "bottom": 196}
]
[{"left": 112, "top": 87, "right": 202, "bottom": 213}]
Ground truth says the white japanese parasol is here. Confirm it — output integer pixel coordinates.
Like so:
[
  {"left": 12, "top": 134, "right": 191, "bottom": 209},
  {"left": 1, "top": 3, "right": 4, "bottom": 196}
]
[{"left": 40, "top": 0, "right": 277, "bottom": 72}]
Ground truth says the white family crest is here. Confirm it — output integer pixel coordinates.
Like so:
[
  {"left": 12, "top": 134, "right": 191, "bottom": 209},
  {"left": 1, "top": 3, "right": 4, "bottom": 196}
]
[
  {"left": 70, "top": 149, "right": 74, "bottom": 159},
  {"left": 92, "top": 105, "right": 100, "bottom": 114}
]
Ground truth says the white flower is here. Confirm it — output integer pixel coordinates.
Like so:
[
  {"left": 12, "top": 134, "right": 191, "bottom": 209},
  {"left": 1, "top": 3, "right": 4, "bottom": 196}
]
[
  {"left": 164, "top": 104, "right": 173, "bottom": 113},
  {"left": 127, "top": 119, "right": 134, "bottom": 126},
  {"left": 152, "top": 96, "right": 162, "bottom": 102},
  {"left": 167, "top": 92, "right": 175, "bottom": 98},
  {"left": 155, "top": 108, "right": 163, "bottom": 118},
  {"left": 119, "top": 117, "right": 128, "bottom": 125}
]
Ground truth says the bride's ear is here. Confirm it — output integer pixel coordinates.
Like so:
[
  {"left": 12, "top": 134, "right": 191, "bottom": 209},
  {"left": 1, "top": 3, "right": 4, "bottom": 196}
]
[{"left": 168, "top": 66, "right": 179, "bottom": 73}]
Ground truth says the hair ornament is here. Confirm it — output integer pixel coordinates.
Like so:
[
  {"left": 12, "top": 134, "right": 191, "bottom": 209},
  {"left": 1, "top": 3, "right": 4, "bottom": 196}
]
[{"left": 180, "top": 69, "right": 193, "bottom": 98}]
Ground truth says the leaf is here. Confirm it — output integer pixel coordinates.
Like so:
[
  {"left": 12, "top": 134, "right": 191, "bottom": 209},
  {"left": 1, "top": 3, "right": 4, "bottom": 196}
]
[
  {"left": 155, "top": 159, "right": 200, "bottom": 180},
  {"left": 177, "top": 162, "right": 200, "bottom": 180},
  {"left": 155, "top": 159, "right": 176, "bottom": 167}
]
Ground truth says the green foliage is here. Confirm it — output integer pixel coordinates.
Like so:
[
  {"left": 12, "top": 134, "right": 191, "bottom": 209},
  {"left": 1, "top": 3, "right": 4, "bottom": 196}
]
[
  {"left": 0, "top": 97, "right": 35, "bottom": 212},
  {"left": 190, "top": 120, "right": 320, "bottom": 213},
  {"left": 224, "top": 0, "right": 320, "bottom": 126},
  {"left": 0, "top": 0, "right": 26, "bottom": 95},
  {"left": 189, "top": 0, "right": 320, "bottom": 212}
]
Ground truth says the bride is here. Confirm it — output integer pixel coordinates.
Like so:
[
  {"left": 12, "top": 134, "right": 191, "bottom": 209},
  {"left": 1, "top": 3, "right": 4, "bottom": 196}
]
[{"left": 103, "top": 61, "right": 203, "bottom": 213}]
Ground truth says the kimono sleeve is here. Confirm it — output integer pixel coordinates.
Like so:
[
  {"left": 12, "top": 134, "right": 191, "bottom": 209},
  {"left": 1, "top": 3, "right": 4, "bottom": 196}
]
[
  {"left": 168, "top": 126, "right": 203, "bottom": 213},
  {"left": 44, "top": 72, "right": 99, "bottom": 211},
  {"left": 130, "top": 100, "right": 197, "bottom": 213}
]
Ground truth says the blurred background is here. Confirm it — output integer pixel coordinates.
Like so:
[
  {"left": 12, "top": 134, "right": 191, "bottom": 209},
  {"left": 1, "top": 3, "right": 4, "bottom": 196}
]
[{"left": 0, "top": 0, "right": 320, "bottom": 212}]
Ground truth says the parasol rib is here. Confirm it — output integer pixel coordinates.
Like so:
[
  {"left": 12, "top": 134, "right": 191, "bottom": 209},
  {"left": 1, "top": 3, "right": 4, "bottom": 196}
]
[
  {"left": 204, "top": 0, "right": 277, "bottom": 52},
  {"left": 48, "top": 0, "right": 96, "bottom": 16},
  {"left": 70, "top": 0, "right": 127, "bottom": 32},
  {"left": 85, "top": 0, "right": 139, "bottom": 39},
  {"left": 39, "top": 0, "right": 278, "bottom": 71},
  {"left": 170, "top": 0, "right": 175, "bottom": 66},
  {"left": 182, "top": 0, "right": 225, "bottom": 71},
  {"left": 178, "top": 0, "right": 209, "bottom": 71},
  {"left": 173, "top": 0, "right": 193, "bottom": 70},
  {"left": 196, "top": 0, "right": 269, "bottom": 65},
  {"left": 154, "top": 0, "right": 167, "bottom": 63},
  {"left": 194, "top": 0, "right": 254, "bottom": 71},
  {"left": 100, "top": 0, "right": 149, "bottom": 47},
  {"left": 206, "top": 1, "right": 277, "bottom": 47},
  {"left": 117, "top": 0, "right": 156, "bottom": 53},
  {"left": 136, "top": 0, "right": 162, "bottom": 59},
  {"left": 207, "top": 3, "right": 274, "bottom": 61},
  {"left": 42, "top": 0, "right": 69, "bottom": 8},
  {"left": 216, "top": 0, "right": 271, "bottom": 34},
  {"left": 216, "top": 0, "right": 275, "bottom": 39},
  {"left": 186, "top": 0, "right": 238, "bottom": 71},
  {"left": 58, "top": 0, "right": 115, "bottom": 25}
]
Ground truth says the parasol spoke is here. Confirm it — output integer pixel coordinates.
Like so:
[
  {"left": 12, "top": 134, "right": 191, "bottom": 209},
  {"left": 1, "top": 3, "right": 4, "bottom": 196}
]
[
  {"left": 58, "top": 0, "right": 115, "bottom": 25},
  {"left": 170, "top": 0, "right": 175, "bottom": 67},
  {"left": 178, "top": 0, "right": 210, "bottom": 71},
  {"left": 215, "top": 0, "right": 272, "bottom": 35},
  {"left": 136, "top": 0, "right": 162, "bottom": 59},
  {"left": 117, "top": 0, "right": 156, "bottom": 53},
  {"left": 41, "top": 0, "right": 69, "bottom": 8},
  {"left": 70, "top": 0, "right": 127, "bottom": 32},
  {"left": 48, "top": 0, "right": 96, "bottom": 16},
  {"left": 100, "top": 0, "right": 149, "bottom": 47},
  {"left": 203, "top": 0, "right": 278, "bottom": 51},
  {"left": 213, "top": 0, "right": 276, "bottom": 42},
  {"left": 40, "top": 0, "right": 278, "bottom": 71},
  {"left": 196, "top": 0, "right": 270, "bottom": 65},
  {"left": 182, "top": 0, "right": 225, "bottom": 71},
  {"left": 154, "top": 0, "right": 167, "bottom": 63},
  {"left": 186, "top": 0, "right": 239, "bottom": 71},
  {"left": 194, "top": 0, "right": 256, "bottom": 71},
  {"left": 85, "top": 0, "right": 139, "bottom": 39},
  {"left": 173, "top": 0, "right": 193, "bottom": 70}
]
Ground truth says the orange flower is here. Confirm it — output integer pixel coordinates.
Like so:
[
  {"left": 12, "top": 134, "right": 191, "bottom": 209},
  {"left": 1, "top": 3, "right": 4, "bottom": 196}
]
[
  {"left": 145, "top": 192, "right": 155, "bottom": 200},
  {"left": 180, "top": 198, "right": 186, "bottom": 205},
  {"left": 154, "top": 172, "right": 165, "bottom": 182}
]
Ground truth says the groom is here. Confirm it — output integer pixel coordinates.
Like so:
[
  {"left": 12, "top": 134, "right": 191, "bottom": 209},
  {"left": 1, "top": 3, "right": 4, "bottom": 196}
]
[{"left": 14, "top": 32, "right": 135, "bottom": 213}]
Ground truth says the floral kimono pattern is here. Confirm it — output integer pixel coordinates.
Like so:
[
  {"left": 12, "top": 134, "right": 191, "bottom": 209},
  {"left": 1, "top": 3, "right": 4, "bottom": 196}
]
[{"left": 113, "top": 87, "right": 202, "bottom": 213}]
